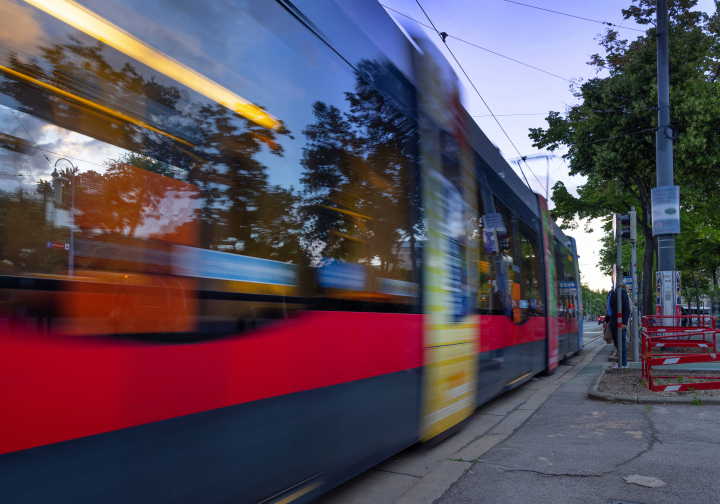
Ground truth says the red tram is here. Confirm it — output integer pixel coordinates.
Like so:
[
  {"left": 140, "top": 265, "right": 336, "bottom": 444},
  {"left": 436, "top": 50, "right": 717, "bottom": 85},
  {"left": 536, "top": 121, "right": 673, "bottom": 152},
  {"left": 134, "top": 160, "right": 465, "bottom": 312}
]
[{"left": 0, "top": 1, "right": 581, "bottom": 502}]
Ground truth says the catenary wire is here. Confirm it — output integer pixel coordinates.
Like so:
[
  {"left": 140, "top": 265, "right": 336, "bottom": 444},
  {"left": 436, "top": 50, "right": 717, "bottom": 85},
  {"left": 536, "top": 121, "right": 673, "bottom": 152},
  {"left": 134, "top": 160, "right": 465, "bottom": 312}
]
[
  {"left": 504, "top": 0, "right": 646, "bottom": 32},
  {"left": 381, "top": 4, "right": 645, "bottom": 106},
  {"left": 9, "top": 109, "right": 54, "bottom": 168},
  {"left": 382, "top": 4, "right": 571, "bottom": 82},
  {"left": 570, "top": 127, "right": 659, "bottom": 147},
  {"left": 472, "top": 112, "right": 563, "bottom": 117},
  {"left": 472, "top": 107, "right": 657, "bottom": 118},
  {"left": 412, "top": 0, "right": 546, "bottom": 194}
]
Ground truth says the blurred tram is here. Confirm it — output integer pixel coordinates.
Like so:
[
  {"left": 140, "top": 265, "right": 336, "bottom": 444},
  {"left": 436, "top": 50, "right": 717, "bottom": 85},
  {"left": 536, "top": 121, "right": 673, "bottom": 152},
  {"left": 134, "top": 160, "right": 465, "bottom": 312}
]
[{"left": 0, "top": 1, "right": 581, "bottom": 502}]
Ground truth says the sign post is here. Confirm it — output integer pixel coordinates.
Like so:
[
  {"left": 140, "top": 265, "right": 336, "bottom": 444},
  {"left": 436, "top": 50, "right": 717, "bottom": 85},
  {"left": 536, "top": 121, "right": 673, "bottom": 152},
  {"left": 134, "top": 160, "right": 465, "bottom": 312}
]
[{"left": 616, "top": 214, "right": 622, "bottom": 367}]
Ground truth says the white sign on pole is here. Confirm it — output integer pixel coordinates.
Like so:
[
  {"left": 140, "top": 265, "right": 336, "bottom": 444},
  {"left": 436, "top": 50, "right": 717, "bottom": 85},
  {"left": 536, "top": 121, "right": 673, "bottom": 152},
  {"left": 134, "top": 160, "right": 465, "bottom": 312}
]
[
  {"left": 482, "top": 213, "right": 506, "bottom": 234},
  {"left": 651, "top": 185, "right": 680, "bottom": 235}
]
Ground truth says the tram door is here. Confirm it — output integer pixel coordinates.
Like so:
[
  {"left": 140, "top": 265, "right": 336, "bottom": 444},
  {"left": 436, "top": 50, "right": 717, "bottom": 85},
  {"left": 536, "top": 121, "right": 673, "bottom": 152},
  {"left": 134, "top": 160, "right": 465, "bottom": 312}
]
[{"left": 414, "top": 38, "right": 479, "bottom": 441}]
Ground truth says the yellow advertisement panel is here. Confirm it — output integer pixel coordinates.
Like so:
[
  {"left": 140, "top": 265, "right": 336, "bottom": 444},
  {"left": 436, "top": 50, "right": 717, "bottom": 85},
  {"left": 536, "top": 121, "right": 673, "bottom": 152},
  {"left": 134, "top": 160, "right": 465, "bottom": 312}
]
[{"left": 414, "top": 38, "right": 479, "bottom": 440}]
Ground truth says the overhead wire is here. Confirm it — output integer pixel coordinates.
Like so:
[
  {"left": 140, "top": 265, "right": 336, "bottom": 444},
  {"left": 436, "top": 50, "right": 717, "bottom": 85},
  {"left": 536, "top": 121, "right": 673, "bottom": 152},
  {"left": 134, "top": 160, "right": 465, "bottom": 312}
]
[
  {"left": 472, "top": 112, "right": 563, "bottom": 118},
  {"left": 570, "top": 127, "right": 659, "bottom": 147},
  {"left": 472, "top": 107, "right": 657, "bottom": 118},
  {"left": 381, "top": 4, "right": 645, "bottom": 107},
  {"left": 9, "top": 109, "right": 54, "bottom": 168},
  {"left": 504, "top": 0, "right": 646, "bottom": 33},
  {"left": 382, "top": 4, "right": 571, "bottom": 83},
  {"left": 412, "top": 0, "right": 546, "bottom": 195}
]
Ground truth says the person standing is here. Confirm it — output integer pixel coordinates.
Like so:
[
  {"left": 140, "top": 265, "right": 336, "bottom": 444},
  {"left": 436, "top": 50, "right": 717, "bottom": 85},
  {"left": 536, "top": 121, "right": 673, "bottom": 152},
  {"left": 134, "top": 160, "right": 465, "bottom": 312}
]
[{"left": 604, "top": 283, "right": 630, "bottom": 367}]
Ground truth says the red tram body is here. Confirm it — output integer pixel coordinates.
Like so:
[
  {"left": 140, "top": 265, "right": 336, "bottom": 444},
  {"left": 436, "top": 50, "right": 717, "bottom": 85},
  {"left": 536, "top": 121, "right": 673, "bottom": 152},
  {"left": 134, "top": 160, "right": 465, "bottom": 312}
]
[{"left": 0, "top": 1, "right": 582, "bottom": 502}]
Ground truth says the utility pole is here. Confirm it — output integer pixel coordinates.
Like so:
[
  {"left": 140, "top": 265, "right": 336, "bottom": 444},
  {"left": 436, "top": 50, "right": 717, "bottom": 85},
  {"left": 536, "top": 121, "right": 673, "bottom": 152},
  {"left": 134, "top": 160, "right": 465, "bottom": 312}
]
[{"left": 653, "top": 0, "right": 680, "bottom": 323}]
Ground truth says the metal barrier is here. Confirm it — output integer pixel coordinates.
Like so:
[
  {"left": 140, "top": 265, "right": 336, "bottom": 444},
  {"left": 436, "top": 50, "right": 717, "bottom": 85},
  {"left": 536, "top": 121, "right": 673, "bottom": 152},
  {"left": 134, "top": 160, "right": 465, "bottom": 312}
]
[{"left": 641, "top": 315, "right": 720, "bottom": 392}]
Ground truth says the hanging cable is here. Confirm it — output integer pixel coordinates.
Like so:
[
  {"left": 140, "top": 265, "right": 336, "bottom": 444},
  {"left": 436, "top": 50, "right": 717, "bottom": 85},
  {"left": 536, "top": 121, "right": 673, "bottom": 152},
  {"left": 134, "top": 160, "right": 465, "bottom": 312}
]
[
  {"left": 504, "top": 0, "right": 646, "bottom": 32},
  {"left": 413, "top": 0, "right": 546, "bottom": 194},
  {"left": 381, "top": 4, "right": 644, "bottom": 106},
  {"left": 382, "top": 4, "right": 570, "bottom": 83},
  {"left": 10, "top": 109, "right": 53, "bottom": 167},
  {"left": 570, "top": 127, "right": 659, "bottom": 147}
]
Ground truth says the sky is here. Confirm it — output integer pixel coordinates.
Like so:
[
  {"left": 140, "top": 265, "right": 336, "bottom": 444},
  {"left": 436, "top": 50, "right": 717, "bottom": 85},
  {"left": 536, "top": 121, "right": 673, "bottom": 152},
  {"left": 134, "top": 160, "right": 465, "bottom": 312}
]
[{"left": 381, "top": 0, "right": 717, "bottom": 291}]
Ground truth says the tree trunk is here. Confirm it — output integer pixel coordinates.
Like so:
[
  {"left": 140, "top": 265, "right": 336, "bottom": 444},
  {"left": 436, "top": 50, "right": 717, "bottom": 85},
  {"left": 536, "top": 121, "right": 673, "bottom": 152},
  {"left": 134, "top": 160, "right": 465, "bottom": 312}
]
[
  {"left": 691, "top": 267, "right": 701, "bottom": 315},
  {"left": 641, "top": 220, "right": 655, "bottom": 318}
]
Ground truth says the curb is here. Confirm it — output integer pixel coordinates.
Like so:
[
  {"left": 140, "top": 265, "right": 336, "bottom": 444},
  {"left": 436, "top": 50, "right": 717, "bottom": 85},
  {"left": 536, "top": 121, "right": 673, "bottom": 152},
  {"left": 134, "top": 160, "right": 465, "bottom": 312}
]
[
  {"left": 588, "top": 367, "right": 720, "bottom": 405},
  {"left": 391, "top": 339, "right": 606, "bottom": 504}
]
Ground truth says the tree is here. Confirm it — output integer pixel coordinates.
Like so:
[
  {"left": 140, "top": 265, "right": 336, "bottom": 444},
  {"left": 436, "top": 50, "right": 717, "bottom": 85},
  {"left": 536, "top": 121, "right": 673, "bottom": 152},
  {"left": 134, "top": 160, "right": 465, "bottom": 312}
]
[
  {"left": 582, "top": 283, "right": 610, "bottom": 318},
  {"left": 529, "top": 0, "right": 720, "bottom": 317}
]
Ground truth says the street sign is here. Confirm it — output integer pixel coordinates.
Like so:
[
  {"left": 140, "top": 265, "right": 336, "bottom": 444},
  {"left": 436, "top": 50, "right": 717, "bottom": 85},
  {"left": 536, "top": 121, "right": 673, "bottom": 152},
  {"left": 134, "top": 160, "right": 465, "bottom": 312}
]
[
  {"left": 559, "top": 281, "right": 576, "bottom": 296},
  {"left": 46, "top": 241, "right": 69, "bottom": 250},
  {"left": 623, "top": 276, "right": 633, "bottom": 291}
]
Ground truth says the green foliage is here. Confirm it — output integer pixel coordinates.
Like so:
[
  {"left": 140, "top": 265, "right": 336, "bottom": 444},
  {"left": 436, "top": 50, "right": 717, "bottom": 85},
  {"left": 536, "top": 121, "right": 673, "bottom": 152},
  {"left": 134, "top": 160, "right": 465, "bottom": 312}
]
[
  {"left": 582, "top": 283, "right": 609, "bottom": 316},
  {"left": 528, "top": 0, "right": 720, "bottom": 315}
]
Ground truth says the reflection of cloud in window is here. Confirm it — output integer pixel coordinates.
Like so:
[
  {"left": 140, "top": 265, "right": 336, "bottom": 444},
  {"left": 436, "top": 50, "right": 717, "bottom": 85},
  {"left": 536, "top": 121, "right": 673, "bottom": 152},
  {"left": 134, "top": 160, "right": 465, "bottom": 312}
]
[
  {"left": 0, "top": 106, "right": 127, "bottom": 190},
  {"left": 0, "top": 1, "right": 48, "bottom": 51},
  {"left": 129, "top": 189, "right": 200, "bottom": 240}
]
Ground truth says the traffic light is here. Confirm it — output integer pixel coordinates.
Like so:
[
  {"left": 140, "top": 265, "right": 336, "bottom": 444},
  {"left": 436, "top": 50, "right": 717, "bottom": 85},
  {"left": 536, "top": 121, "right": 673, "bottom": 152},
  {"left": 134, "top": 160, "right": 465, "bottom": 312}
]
[
  {"left": 618, "top": 214, "right": 630, "bottom": 239},
  {"left": 616, "top": 212, "right": 637, "bottom": 242}
]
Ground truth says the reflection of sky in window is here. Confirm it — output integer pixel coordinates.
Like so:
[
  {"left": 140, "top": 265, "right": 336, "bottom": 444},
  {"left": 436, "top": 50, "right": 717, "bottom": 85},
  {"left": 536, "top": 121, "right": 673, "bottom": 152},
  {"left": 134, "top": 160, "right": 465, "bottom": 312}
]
[
  {"left": 0, "top": 105, "right": 127, "bottom": 192},
  {"left": 76, "top": 0, "right": 361, "bottom": 190},
  {"left": 0, "top": 0, "right": 396, "bottom": 197}
]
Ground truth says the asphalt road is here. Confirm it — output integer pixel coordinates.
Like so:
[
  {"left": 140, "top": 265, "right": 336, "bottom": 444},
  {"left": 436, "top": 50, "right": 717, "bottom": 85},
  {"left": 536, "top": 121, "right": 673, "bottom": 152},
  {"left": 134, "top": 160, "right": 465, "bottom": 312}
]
[{"left": 317, "top": 325, "right": 610, "bottom": 504}]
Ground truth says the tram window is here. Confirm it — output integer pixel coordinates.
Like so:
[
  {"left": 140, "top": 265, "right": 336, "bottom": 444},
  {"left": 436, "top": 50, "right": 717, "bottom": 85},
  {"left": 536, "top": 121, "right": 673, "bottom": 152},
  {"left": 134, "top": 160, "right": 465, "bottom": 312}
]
[
  {"left": 554, "top": 239, "right": 577, "bottom": 321},
  {"left": 475, "top": 191, "right": 542, "bottom": 322},
  {"left": 0, "top": 0, "right": 420, "bottom": 339}
]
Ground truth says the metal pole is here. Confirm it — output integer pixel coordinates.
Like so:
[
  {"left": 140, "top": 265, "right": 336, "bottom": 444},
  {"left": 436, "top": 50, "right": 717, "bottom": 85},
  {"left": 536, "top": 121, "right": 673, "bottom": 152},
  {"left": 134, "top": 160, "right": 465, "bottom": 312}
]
[
  {"left": 617, "top": 215, "right": 623, "bottom": 367},
  {"left": 656, "top": 0, "right": 675, "bottom": 274},
  {"left": 70, "top": 169, "right": 75, "bottom": 277},
  {"left": 631, "top": 212, "right": 639, "bottom": 363},
  {"left": 54, "top": 158, "right": 76, "bottom": 277}
]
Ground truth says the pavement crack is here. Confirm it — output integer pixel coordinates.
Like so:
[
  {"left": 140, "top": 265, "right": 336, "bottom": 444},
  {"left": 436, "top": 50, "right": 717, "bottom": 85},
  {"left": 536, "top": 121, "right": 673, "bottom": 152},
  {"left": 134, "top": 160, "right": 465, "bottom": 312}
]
[
  {"left": 617, "top": 409, "right": 662, "bottom": 467},
  {"left": 479, "top": 462, "right": 607, "bottom": 478},
  {"left": 370, "top": 468, "right": 421, "bottom": 479}
]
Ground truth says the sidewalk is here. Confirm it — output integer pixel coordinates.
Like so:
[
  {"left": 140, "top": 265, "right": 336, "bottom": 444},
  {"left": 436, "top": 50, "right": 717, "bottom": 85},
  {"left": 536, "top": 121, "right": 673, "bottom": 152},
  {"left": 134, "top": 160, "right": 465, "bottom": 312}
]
[
  {"left": 317, "top": 338, "right": 607, "bottom": 504},
  {"left": 319, "top": 338, "right": 720, "bottom": 504},
  {"left": 438, "top": 341, "right": 720, "bottom": 504}
]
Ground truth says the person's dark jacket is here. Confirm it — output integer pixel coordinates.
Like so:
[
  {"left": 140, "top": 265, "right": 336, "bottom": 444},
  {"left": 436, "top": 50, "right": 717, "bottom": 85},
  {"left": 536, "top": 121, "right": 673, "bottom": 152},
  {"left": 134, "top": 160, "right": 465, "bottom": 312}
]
[{"left": 604, "top": 287, "right": 630, "bottom": 327}]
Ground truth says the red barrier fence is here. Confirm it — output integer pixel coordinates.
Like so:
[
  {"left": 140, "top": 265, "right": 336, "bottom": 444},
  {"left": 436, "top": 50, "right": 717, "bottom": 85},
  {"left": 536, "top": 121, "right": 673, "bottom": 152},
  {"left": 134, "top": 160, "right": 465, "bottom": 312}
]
[{"left": 641, "top": 315, "right": 720, "bottom": 392}]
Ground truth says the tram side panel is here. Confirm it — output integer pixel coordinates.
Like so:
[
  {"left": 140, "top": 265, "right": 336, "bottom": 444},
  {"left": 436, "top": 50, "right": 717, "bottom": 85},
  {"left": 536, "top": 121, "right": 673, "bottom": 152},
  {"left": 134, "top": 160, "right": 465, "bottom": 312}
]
[
  {"left": 538, "top": 195, "right": 561, "bottom": 371},
  {"left": 0, "top": 1, "right": 426, "bottom": 503},
  {"left": 572, "top": 237, "right": 584, "bottom": 350},
  {"left": 554, "top": 234, "right": 581, "bottom": 358},
  {"left": 475, "top": 158, "right": 547, "bottom": 405}
]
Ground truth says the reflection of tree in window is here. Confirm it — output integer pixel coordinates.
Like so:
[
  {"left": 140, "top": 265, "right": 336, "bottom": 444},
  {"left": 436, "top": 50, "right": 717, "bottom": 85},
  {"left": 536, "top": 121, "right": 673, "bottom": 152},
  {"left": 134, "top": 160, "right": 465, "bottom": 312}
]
[
  {"left": 0, "top": 36, "right": 304, "bottom": 268},
  {"left": 299, "top": 61, "right": 420, "bottom": 282}
]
